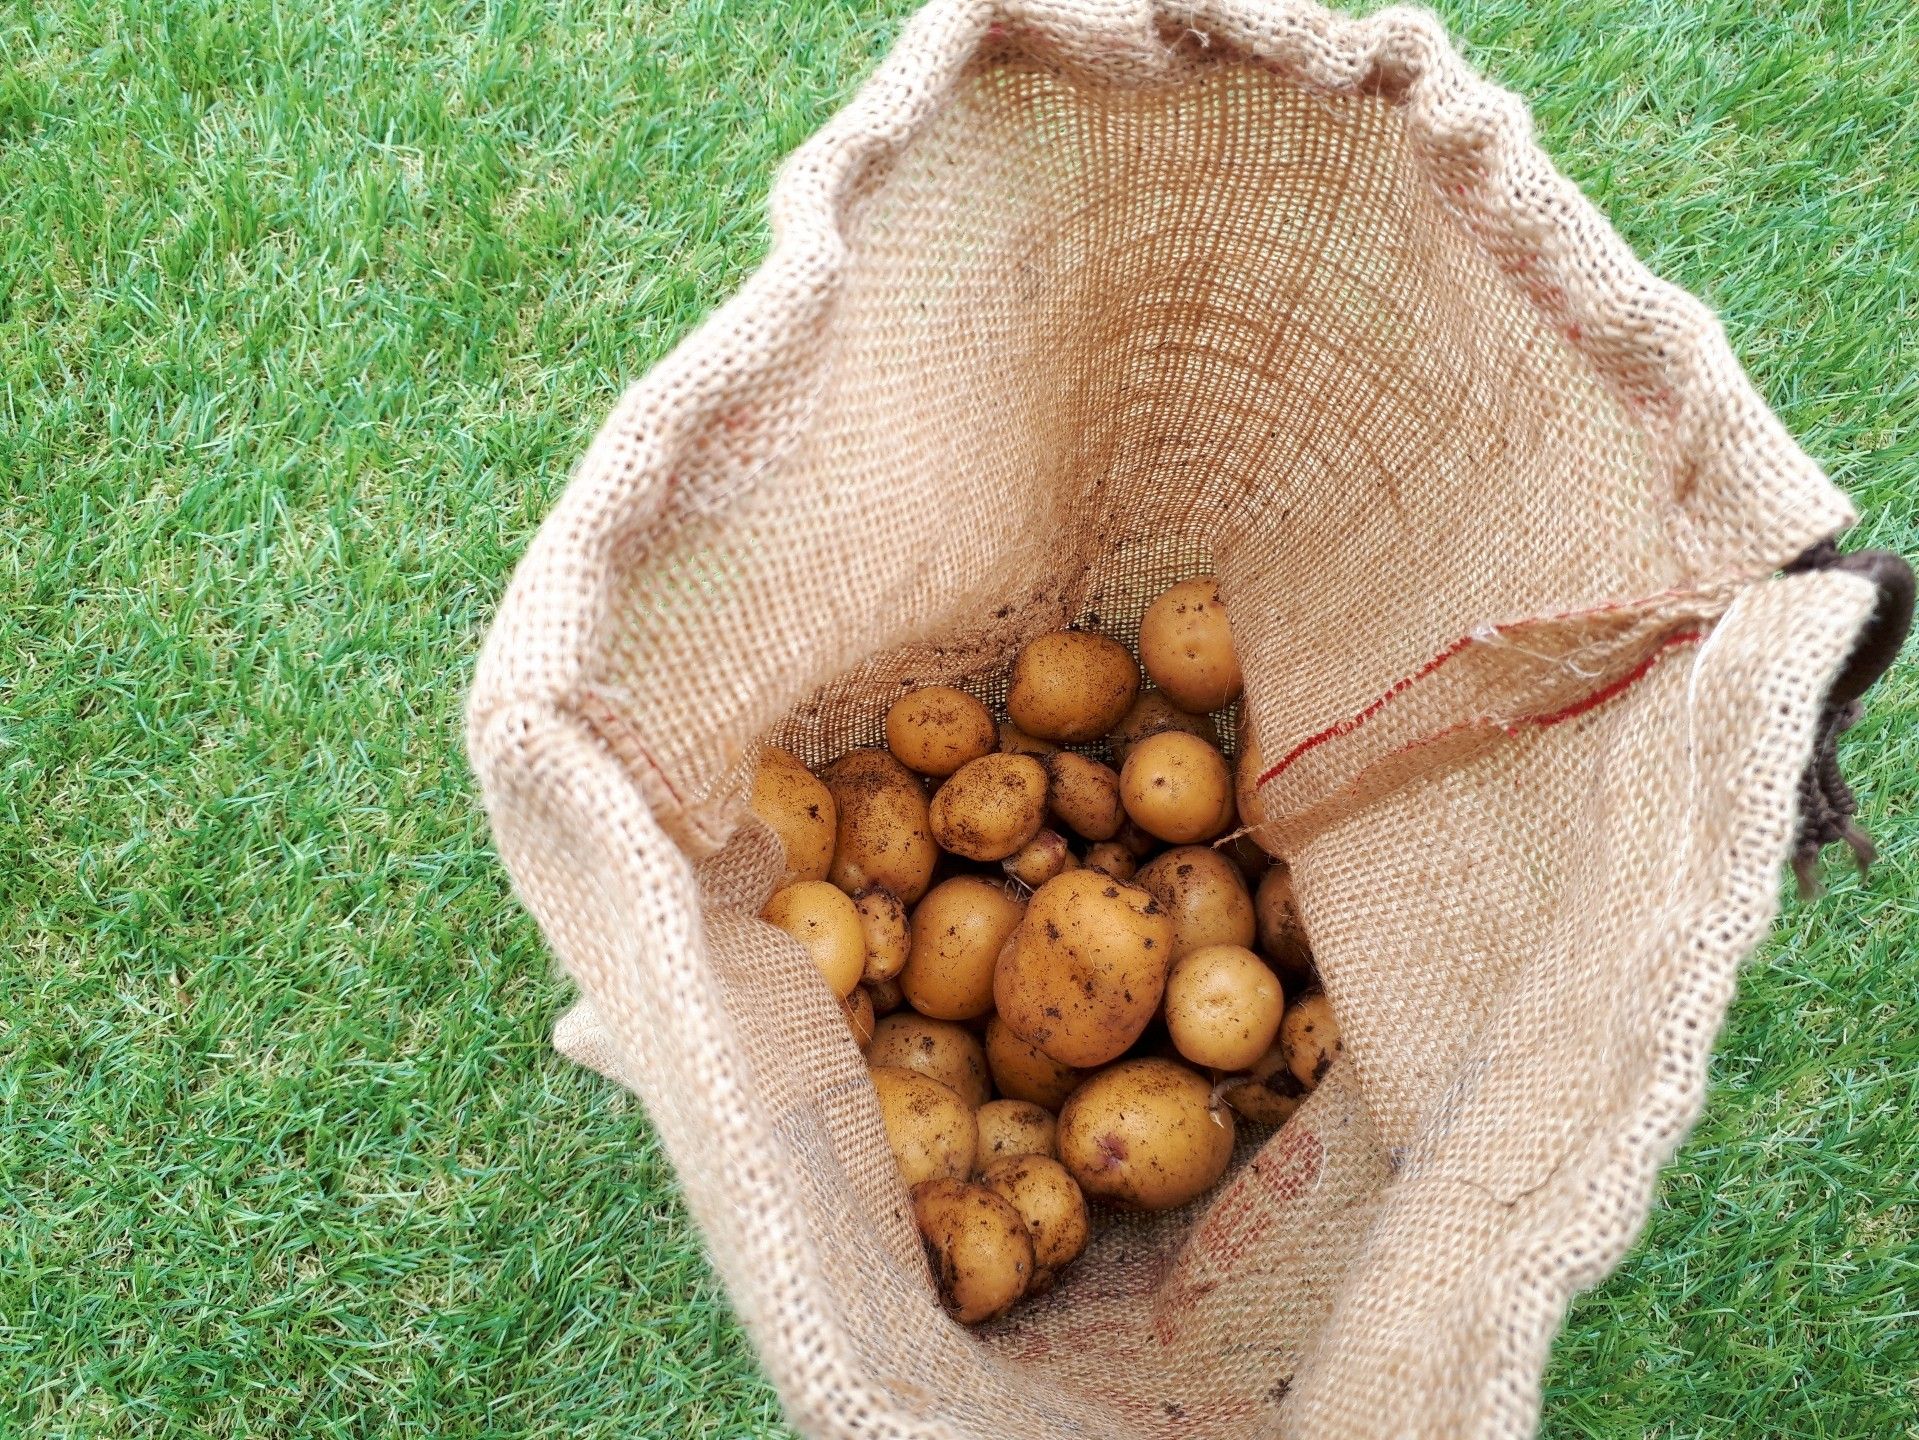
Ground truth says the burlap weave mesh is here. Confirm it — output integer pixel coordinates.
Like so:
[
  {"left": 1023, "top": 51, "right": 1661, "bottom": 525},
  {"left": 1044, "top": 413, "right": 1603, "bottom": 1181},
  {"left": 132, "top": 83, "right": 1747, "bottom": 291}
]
[{"left": 469, "top": 3, "right": 1874, "bottom": 1435}]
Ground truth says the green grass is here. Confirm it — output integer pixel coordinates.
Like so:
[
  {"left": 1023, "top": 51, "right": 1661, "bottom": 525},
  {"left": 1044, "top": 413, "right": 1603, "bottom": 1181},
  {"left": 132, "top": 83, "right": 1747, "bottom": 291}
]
[{"left": 2, "top": 0, "right": 1913, "bottom": 1435}]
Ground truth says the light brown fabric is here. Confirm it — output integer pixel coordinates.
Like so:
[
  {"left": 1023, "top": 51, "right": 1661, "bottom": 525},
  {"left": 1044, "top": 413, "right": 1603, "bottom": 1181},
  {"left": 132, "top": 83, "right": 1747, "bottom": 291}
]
[{"left": 467, "top": 3, "right": 1873, "bottom": 1435}]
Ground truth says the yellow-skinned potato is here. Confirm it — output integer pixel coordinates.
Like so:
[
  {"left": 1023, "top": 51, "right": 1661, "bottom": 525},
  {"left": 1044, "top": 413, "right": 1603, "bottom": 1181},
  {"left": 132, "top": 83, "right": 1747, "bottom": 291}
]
[
  {"left": 866, "top": 975, "right": 905, "bottom": 1016},
  {"left": 842, "top": 985, "right": 876, "bottom": 1050},
  {"left": 868, "top": 1013, "right": 992, "bottom": 1108},
  {"left": 821, "top": 749, "right": 938, "bottom": 904},
  {"left": 1234, "top": 714, "right": 1284, "bottom": 859},
  {"left": 853, "top": 886, "right": 910, "bottom": 983},
  {"left": 872, "top": 1067, "right": 976, "bottom": 1186},
  {"left": 760, "top": 880, "right": 865, "bottom": 998},
  {"left": 1043, "top": 752, "right": 1123, "bottom": 841},
  {"left": 885, "top": 685, "right": 997, "bottom": 777},
  {"left": 1114, "top": 817, "right": 1160, "bottom": 859},
  {"left": 1135, "top": 846, "right": 1256, "bottom": 958},
  {"left": 1164, "top": 943, "right": 1285, "bottom": 1071},
  {"left": 1058, "top": 1058, "right": 1235, "bottom": 1211},
  {"left": 994, "top": 869, "right": 1173, "bottom": 1068},
  {"left": 929, "top": 753, "right": 1049, "bottom": 862},
  {"left": 1003, "top": 829, "right": 1076, "bottom": 888},
  {"left": 985, "top": 1015, "right": 1086, "bottom": 1111},
  {"left": 1255, "top": 863, "right": 1313, "bottom": 978},
  {"left": 750, "top": 748, "right": 837, "bottom": 886},
  {"left": 1280, "top": 990, "right": 1343, "bottom": 1089},
  {"left": 975, "top": 1100, "right": 1057, "bottom": 1170},
  {"left": 1108, "top": 689, "right": 1222, "bottom": 765},
  {"left": 979, "top": 1155, "right": 1089, "bottom": 1294},
  {"left": 1119, "top": 731, "right": 1234, "bottom": 844},
  {"left": 1214, "top": 1041, "right": 1308, "bottom": 1127},
  {"left": 901, "top": 875, "right": 1026, "bottom": 1020},
  {"left": 997, "top": 720, "right": 1059, "bottom": 757},
  {"left": 1138, "top": 576, "right": 1242, "bottom": 713},
  {"left": 1006, "top": 630, "right": 1141, "bottom": 743},
  {"left": 911, "top": 1178, "right": 1034, "bottom": 1324},
  {"left": 1083, "top": 841, "right": 1137, "bottom": 881}
]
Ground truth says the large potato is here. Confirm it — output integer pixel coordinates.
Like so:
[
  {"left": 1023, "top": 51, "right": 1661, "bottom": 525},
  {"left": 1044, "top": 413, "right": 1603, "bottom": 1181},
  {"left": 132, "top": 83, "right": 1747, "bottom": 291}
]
[
  {"left": 872, "top": 1067, "right": 976, "bottom": 1186},
  {"left": 886, "top": 685, "right": 997, "bottom": 777},
  {"left": 1043, "top": 752, "right": 1123, "bottom": 841},
  {"left": 1119, "top": 731, "right": 1233, "bottom": 844},
  {"left": 1254, "top": 863, "right": 1313, "bottom": 978},
  {"left": 822, "top": 749, "right": 938, "bottom": 904},
  {"left": 868, "top": 1013, "right": 992, "bottom": 1108},
  {"left": 759, "top": 880, "right": 865, "bottom": 997},
  {"left": 1164, "top": 943, "right": 1285, "bottom": 1071},
  {"left": 1006, "top": 630, "right": 1140, "bottom": 743},
  {"left": 984, "top": 1015, "right": 1086, "bottom": 1111},
  {"left": 979, "top": 1155, "right": 1089, "bottom": 1294},
  {"left": 911, "top": 1178, "right": 1033, "bottom": 1324},
  {"left": 853, "top": 886, "right": 910, "bottom": 983},
  {"left": 1135, "top": 846, "right": 1256, "bottom": 958},
  {"left": 929, "top": 754, "right": 1049, "bottom": 862},
  {"left": 1108, "top": 689, "right": 1221, "bottom": 765},
  {"left": 1057, "top": 1058, "right": 1235, "bottom": 1210},
  {"left": 1280, "top": 990, "right": 1342, "bottom": 1089},
  {"left": 975, "top": 1099, "right": 1057, "bottom": 1170},
  {"left": 994, "top": 869, "right": 1173, "bottom": 1068},
  {"left": 750, "top": 748, "right": 837, "bottom": 886},
  {"left": 1138, "top": 576, "right": 1242, "bottom": 713},
  {"left": 900, "top": 875, "right": 1026, "bottom": 1020}
]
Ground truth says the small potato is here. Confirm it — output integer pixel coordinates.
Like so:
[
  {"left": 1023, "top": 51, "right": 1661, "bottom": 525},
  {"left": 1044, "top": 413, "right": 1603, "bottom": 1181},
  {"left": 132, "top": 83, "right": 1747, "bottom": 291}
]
[
  {"left": 760, "top": 880, "right": 865, "bottom": 997},
  {"left": 1119, "top": 731, "right": 1234, "bottom": 844},
  {"left": 1114, "top": 817, "right": 1160, "bottom": 859},
  {"left": 980, "top": 1155, "right": 1089, "bottom": 1293},
  {"left": 1043, "top": 752, "right": 1123, "bottom": 842},
  {"left": 1280, "top": 990, "right": 1342, "bottom": 1089},
  {"left": 822, "top": 749, "right": 939, "bottom": 904},
  {"left": 852, "top": 886, "right": 910, "bottom": 983},
  {"left": 873, "top": 1067, "right": 977, "bottom": 1186},
  {"left": 1003, "top": 829, "right": 1076, "bottom": 888},
  {"left": 994, "top": 869, "right": 1174, "bottom": 1068},
  {"left": 869, "top": 1013, "right": 992, "bottom": 1108},
  {"left": 1234, "top": 716, "right": 1284, "bottom": 859},
  {"left": 866, "top": 975, "right": 905, "bottom": 1015},
  {"left": 929, "top": 754, "right": 1049, "bottom": 862},
  {"left": 975, "top": 1099, "right": 1058, "bottom": 1170},
  {"left": 750, "top": 749, "right": 837, "bottom": 886},
  {"left": 998, "top": 721, "right": 1059, "bottom": 757},
  {"left": 1215, "top": 1041, "right": 1308, "bottom": 1127},
  {"left": 1007, "top": 630, "right": 1141, "bottom": 743},
  {"left": 1138, "top": 577, "right": 1242, "bottom": 713},
  {"left": 901, "top": 875, "right": 1026, "bottom": 1020},
  {"left": 842, "top": 985, "right": 876, "bottom": 1050},
  {"left": 886, "top": 685, "right": 997, "bottom": 777},
  {"left": 1058, "top": 1058, "right": 1235, "bottom": 1211},
  {"left": 1164, "top": 944, "right": 1285, "bottom": 1071},
  {"left": 1108, "top": 689, "right": 1221, "bottom": 765},
  {"left": 911, "top": 1178, "right": 1034, "bottom": 1324},
  {"left": 1135, "top": 846, "right": 1256, "bottom": 958},
  {"left": 1083, "top": 841, "right": 1137, "bottom": 881},
  {"left": 1254, "top": 863, "right": 1313, "bottom": 978},
  {"left": 985, "top": 1015, "right": 1086, "bottom": 1111}
]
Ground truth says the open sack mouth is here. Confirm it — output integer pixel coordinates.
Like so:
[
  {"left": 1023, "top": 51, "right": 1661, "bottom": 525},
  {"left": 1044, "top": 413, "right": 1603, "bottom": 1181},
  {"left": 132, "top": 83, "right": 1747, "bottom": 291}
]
[{"left": 469, "top": 4, "right": 1896, "bottom": 1437}]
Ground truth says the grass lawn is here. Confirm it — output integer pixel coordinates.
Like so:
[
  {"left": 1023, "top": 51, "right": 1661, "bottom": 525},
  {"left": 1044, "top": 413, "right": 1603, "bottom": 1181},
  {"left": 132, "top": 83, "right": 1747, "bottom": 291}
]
[{"left": 3, "top": 0, "right": 1915, "bottom": 1435}]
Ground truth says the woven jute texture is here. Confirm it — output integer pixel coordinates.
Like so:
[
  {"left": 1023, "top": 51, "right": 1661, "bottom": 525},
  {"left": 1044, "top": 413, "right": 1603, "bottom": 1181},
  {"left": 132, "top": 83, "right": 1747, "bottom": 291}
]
[{"left": 467, "top": 3, "right": 1877, "bottom": 1435}]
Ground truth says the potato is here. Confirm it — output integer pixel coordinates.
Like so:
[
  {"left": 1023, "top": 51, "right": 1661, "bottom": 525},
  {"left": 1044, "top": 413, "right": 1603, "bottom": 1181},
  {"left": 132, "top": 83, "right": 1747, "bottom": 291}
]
[
  {"left": 984, "top": 1015, "right": 1086, "bottom": 1111},
  {"left": 901, "top": 875, "right": 1026, "bottom": 1020},
  {"left": 1280, "top": 990, "right": 1342, "bottom": 1089},
  {"left": 997, "top": 720, "right": 1059, "bottom": 757},
  {"left": 994, "top": 869, "right": 1174, "bottom": 1068},
  {"left": 1043, "top": 752, "right": 1123, "bottom": 841},
  {"left": 866, "top": 975, "right": 905, "bottom": 1016},
  {"left": 1254, "top": 863, "right": 1313, "bottom": 977},
  {"left": 872, "top": 1067, "right": 976, "bottom": 1186},
  {"left": 980, "top": 1155, "right": 1089, "bottom": 1293},
  {"left": 1138, "top": 576, "right": 1242, "bottom": 713},
  {"left": 1083, "top": 841, "right": 1137, "bottom": 881},
  {"left": 885, "top": 685, "right": 997, "bottom": 777},
  {"left": 750, "top": 748, "right": 837, "bottom": 886},
  {"left": 1108, "top": 689, "right": 1221, "bottom": 765},
  {"left": 842, "top": 985, "right": 876, "bottom": 1050},
  {"left": 975, "top": 1099, "right": 1058, "bottom": 1170},
  {"left": 1114, "top": 817, "right": 1160, "bottom": 858},
  {"left": 910, "top": 1178, "right": 1034, "bottom": 1324},
  {"left": 760, "top": 880, "right": 865, "bottom": 997},
  {"left": 822, "top": 749, "right": 938, "bottom": 904},
  {"left": 847, "top": 885, "right": 909, "bottom": 984},
  {"left": 1214, "top": 1041, "right": 1308, "bottom": 1127},
  {"left": 1164, "top": 944, "right": 1285, "bottom": 1071},
  {"left": 1006, "top": 630, "right": 1141, "bottom": 743},
  {"left": 868, "top": 1013, "right": 992, "bottom": 1108},
  {"left": 1058, "top": 1058, "right": 1236, "bottom": 1210},
  {"left": 1003, "top": 829, "right": 1076, "bottom": 888},
  {"left": 1134, "top": 846, "right": 1256, "bottom": 958},
  {"left": 1234, "top": 718, "right": 1283, "bottom": 859},
  {"left": 1119, "top": 731, "right": 1233, "bottom": 844},
  {"left": 929, "top": 753, "right": 1049, "bottom": 862}
]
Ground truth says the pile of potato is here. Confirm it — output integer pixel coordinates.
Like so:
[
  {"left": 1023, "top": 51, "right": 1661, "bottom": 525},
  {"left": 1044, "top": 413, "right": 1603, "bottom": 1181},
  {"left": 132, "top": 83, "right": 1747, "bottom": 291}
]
[{"left": 751, "top": 578, "right": 1344, "bottom": 1325}]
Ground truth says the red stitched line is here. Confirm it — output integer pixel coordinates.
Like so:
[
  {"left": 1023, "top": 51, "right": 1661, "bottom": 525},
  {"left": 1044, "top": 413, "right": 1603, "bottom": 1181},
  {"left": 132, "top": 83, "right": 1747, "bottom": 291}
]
[{"left": 1496, "top": 629, "right": 1703, "bottom": 735}]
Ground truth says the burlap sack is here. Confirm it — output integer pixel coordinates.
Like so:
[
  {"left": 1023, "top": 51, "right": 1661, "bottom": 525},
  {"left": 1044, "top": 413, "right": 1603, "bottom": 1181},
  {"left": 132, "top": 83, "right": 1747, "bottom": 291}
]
[{"left": 467, "top": 2, "right": 1882, "bottom": 1435}]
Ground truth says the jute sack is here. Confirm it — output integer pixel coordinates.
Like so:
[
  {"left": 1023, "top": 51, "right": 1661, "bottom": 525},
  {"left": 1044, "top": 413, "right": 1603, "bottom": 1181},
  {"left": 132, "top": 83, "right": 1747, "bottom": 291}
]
[{"left": 467, "top": 2, "right": 1888, "bottom": 1435}]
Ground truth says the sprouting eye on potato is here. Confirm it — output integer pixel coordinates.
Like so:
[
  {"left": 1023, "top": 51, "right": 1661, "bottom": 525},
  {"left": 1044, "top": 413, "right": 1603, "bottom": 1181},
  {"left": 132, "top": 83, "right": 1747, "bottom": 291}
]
[{"left": 929, "top": 753, "right": 1049, "bottom": 861}]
